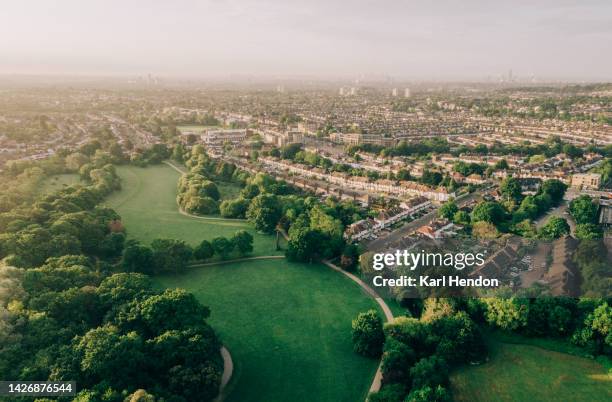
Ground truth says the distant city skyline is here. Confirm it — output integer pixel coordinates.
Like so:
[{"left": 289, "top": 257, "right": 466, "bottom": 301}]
[{"left": 1, "top": 0, "right": 611, "bottom": 81}]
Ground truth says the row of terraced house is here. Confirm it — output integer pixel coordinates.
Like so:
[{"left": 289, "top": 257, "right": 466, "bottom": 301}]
[
  {"left": 260, "top": 157, "right": 455, "bottom": 201},
  {"left": 344, "top": 196, "right": 432, "bottom": 242}
]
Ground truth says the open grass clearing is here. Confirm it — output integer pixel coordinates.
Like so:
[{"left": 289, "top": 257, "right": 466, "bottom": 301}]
[
  {"left": 104, "top": 164, "right": 281, "bottom": 256},
  {"left": 450, "top": 340, "right": 611, "bottom": 402},
  {"left": 156, "top": 258, "right": 381, "bottom": 402}
]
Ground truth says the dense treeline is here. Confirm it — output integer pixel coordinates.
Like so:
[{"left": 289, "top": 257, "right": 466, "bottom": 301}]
[
  {"left": 438, "top": 178, "right": 569, "bottom": 240},
  {"left": 0, "top": 164, "right": 123, "bottom": 267},
  {"left": 359, "top": 296, "right": 611, "bottom": 402},
  {"left": 121, "top": 230, "right": 255, "bottom": 274},
  {"left": 0, "top": 148, "right": 224, "bottom": 401},
  {"left": 359, "top": 299, "right": 486, "bottom": 402},
  {"left": 175, "top": 146, "right": 367, "bottom": 264},
  {"left": 482, "top": 297, "right": 611, "bottom": 356}
]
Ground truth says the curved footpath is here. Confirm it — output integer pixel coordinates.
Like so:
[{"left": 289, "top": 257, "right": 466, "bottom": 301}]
[
  {"left": 214, "top": 346, "right": 233, "bottom": 402},
  {"left": 163, "top": 160, "right": 249, "bottom": 223},
  {"left": 323, "top": 260, "right": 394, "bottom": 398},
  {"left": 164, "top": 160, "right": 394, "bottom": 400},
  {"left": 163, "top": 161, "right": 236, "bottom": 401}
]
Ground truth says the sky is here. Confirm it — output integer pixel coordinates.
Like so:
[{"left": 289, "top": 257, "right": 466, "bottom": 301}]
[{"left": 1, "top": 0, "right": 610, "bottom": 81}]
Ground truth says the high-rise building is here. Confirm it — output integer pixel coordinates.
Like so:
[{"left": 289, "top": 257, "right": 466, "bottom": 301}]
[
  {"left": 404, "top": 88, "right": 411, "bottom": 98},
  {"left": 392, "top": 88, "right": 398, "bottom": 97}
]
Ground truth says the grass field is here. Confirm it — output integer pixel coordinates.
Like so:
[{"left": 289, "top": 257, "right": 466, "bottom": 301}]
[
  {"left": 157, "top": 259, "right": 381, "bottom": 402},
  {"left": 106, "top": 164, "right": 382, "bottom": 401},
  {"left": 38, "top": 173, "right": 80, "bottom": 195},
  {"left": 104, "top": 164, "right": 281, "bottom": 256},
  {"left": 450, "top": 340, "right": 612, "bottom": 402}
]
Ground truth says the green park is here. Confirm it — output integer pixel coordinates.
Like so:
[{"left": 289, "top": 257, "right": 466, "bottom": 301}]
[
  {"left": 103, "top": 163, "right": 381, "bottom": 402},
  {"left": 451, "top": 340, "right": 611, "bottom": 402}
]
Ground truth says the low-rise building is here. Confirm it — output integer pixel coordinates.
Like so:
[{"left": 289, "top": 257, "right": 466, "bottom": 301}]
[{"left": 571, "top": 173, "right": 601, "bottom": 190}]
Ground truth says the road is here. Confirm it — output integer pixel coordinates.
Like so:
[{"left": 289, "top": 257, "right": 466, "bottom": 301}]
[
  {"left": 365, "top": 187, "right": 489, "bottom": 252},
  {"left": 534, "top": 201, "right": 576, "bottom": 234}
]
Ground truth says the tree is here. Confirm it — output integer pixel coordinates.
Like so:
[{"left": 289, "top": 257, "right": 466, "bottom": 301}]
[
  {"left": 231, "top": 230, "right": 253, "bottom": 256},
  {"left": 409, "top": 355, "right": 448, "bottom": 390},
  {"left": 570, "top": 195, "right": 598, "bottom": 224},
  {"left": 172, "top": 144, "right": 186, "bottom": 163},
  {"left": 352, "top": 310, "right": 385, "bottom": 358},
  {"left": 150, "top": 239, "right": 193, "bottom": 273},
  {"left": 240, "top": 184, "right": 260, "bottom": 199},
  {"left": 500, "top": 177, "right": 522, "bottom": 202},
  {"left": 122, "top": 289, "right": 211, "bottom": 335},
  {"left": 286, "top": 227, "right": 326, "bottom": 262},
  {"left": 184, "top": 196, "right": 219, "bottom": 215},
  {"left": 309, "top": 205, "right": 343, "bottom": 239},
  {"left": 381, "top": 338, "right": 416, "bottom": 384},
  {"left": 438, "top": 200, "right": 458, "bottom": 220},
  {"left": 74, "top": 325, "right": 145, "bottom": 389},
  {"left": 200, "top": 181, "right": 220, "bottom": 201},
  {"left": 97, "top": 273, "right": 154, "bottom": 307},
  {"left": 405, "top": 385, "right": 451, "bottom": 402},
  {"left": 367, "top": 384, "right": 406, "bottom": 402},
  {"left": 516, "top": 195, "right": 539, "bottom": 220},
  {"left": 125, "top": 389, "right": 156, "bottom": 402},
  {"left": 484, "top": 298, "right": 529, "bottom": 331},
  {"left": 280, "top": 143, "right": 302, "bottom": 160},
  {"left": 452, "top": 210, "right": 471, "bottom": 226},
  {"left": 219, "top": 198, "right": 249, "bottom": 218},
  {"left": 430, "top": 311, "right": 485, "bottom": 364},
  {"left": 246, "top": 194, "right": 282, "bottom": 233},
  {"left": 541, "top": 179, "right": 567, "bottom": 204},
  {"left": 340, "top": 244, "right": 360, "bottom": 271},
  {"left": 539, "top": 216, "right": 570, "bottom": 239},
  {"left": 533, "top": 192, "right": 553, "bottom": 215},
  {"left": 122, "top": 241, "right": 155, "bottom": 274},
  {"left": 575, "top": 223, "right": 603, "bottom": 240},
  {"left": 471, "top": 201, "right": 506, "bottom": 225},
  {"left": 211, "top": 237, "right": 234, "bottom": 259},
  {"left": 494, "top": 159, "right": 509, "bottom": 170},
  {"left": 421, "top": 170, "right": 443, "bottom": 186},
  {"left": 194, "top": 240, "right": 214, "bottom": 260},
  {"left": 572, "top": 302, "right": 612, "bottom": 353},
  {"left": 397, "top": 169, "right": 411, "bottom": 181},
  {"left": 513, "top": 219, "right": 537, "bottom": 238}
]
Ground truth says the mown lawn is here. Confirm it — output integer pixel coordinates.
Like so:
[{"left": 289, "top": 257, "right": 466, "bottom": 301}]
[
  {"left": 450, "top": 340, "right": 612, "bottom": 402},
  {"left": 104, "top": 164, "right": 282, "bottom": 256},
  {"left": 157, "top": 259, "right": 381, "bottom": 402}
]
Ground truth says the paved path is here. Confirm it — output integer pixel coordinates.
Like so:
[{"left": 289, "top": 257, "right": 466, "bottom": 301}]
[
  {"left": 322, "top": 260, "right": 394, "bottom": 398},
  {"left": 167, "top": 159, "right": 391, "bottom": 400},
  {"left": 163, "top": 160, "right": 249, "bottom": 223},
  {"left": 534, "top": 201, "right": 576, "bottom": 234},
  {"left": 164, "top": 159, "right": 238, "bottom": 401},
  {"left": 190, "top": 255, "right": 285, "bottom": 268},
  {"left": 163, "top": 159, "right": 187, "bottom": 174},
  {"left": 214, "top": 346, "right": 234, "bottom": 402}
]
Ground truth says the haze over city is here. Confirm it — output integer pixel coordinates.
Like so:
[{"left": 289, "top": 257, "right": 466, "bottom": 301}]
[{"left": 1, "top": 0, "right": 611, "bottom": 81}]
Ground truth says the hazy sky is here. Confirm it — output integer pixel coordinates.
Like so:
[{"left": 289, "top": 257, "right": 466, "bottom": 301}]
[{"left": 1, "top": 0, "right": 611, "bottom": 80}]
